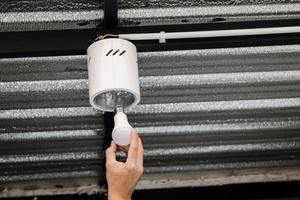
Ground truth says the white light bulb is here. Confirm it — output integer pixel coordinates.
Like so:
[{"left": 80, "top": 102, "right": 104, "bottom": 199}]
[{"left": 112, "top": 111, "right": 132, "bottom": 146}]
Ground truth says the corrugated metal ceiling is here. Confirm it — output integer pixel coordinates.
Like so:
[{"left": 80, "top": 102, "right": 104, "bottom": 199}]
[
  {"left": 2, "top": 0, "right": 300, "bottom": 31},
  {"left": 1, "top": 44, "right": 300, "bottom": 197},
  {"left": 1, "top": 0, "right": 300, "bottom": 197}
]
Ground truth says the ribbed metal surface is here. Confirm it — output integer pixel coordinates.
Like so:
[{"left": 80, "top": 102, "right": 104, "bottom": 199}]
[
  {"left": 119, "top": 2, "right": 300, "bottom": 26},
  {"left": 130, "top": 45, "right": 300, "bottom": 174},
  {"left": 0, "top": 0, "right": 103, "bottom": 32},
  {"left": 120, "top": 0, "right": 300, "bottom": 8},
  {"left": 1, "top": 44, "right": 300, "bottom": 196},
  {"left": 0, "top": 51, "right": 102, "bottom": 195},
  {"left": 0, "top": 0, "right": 102, "bottom": 12},
  {"left": 2, "top": 1, "right": 300, "bottom": 31},
  {"left": 2, "top": 0, "right": 298, "bottom": 12},
  {"left": 0, "top": 108, "right": 105, "bottom": 181}
]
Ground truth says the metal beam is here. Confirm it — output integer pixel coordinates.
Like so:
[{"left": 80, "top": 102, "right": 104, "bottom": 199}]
[{"left": 2, "top": 19, "right": 300, "bottom": 58}]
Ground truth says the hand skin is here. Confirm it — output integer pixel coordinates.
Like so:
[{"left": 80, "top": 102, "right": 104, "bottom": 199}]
[{"left": 106, "top": 129, "right": 144, "bottom": 200}]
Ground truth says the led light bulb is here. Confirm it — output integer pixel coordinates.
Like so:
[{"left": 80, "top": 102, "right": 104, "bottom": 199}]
[{"left": 112, "top": 106, "right": 132, "bottom": 146}]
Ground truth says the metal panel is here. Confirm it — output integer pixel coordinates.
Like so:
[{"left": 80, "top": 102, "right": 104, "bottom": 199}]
[
  {"left": 0, "top": 0, "right": 103, "bottom": 32},
  {"left": 1, "top": 44, "right": 300, "bottom": 196},
  {"left": 119, "top": 0, "right": 300, "bottom": 8},
  {"left": 118, "top": 2, "right": 300, "bottom": 26},
  {"left": 0, "top": 0, "right": 102, "bottom": 12},
  {"left": 0, "top": 107, "right": 105, "bottom": 196},
  {"left": 2, "top": 1, "right": 300, "bottom": 31}
]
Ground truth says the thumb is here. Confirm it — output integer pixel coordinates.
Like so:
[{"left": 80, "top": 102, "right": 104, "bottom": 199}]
[{"left": 106, "top": 141, "right": 117, "bottom": 163}]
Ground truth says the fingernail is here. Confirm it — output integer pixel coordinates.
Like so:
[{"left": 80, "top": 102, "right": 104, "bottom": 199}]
[{"left": 131, "top": 131, "right": 136, "bottom": 138}]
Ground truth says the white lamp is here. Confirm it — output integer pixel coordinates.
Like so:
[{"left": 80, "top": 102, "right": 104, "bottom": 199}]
[{"left": 87, "top": 38, "right": 140, "bottom": 146}]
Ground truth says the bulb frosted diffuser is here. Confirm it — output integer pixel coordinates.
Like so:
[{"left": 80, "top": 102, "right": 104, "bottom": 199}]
[{"left": 112, "top": 111, "right": 132, "bottom": 146}]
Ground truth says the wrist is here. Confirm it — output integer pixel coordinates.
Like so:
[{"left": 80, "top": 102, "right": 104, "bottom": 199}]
[{"left": 108, "top": 190, "right": 131, "bottom": 200}]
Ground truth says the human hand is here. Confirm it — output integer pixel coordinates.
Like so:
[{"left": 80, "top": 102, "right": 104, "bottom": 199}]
[{"left": 105, "top": 129, "right": 144, "bottom": 200}]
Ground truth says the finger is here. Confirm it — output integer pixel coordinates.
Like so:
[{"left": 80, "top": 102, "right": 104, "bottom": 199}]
[
  {"left": 118, "top": 145, "right": 129, "bottom": 155},
  {"left": 126, "top": 128, "right": 139, "bottom": 164},
  {"left": 137, "top": 138, "right": 144, "bottom": 168},
  {"left": 105, "top": 140, "right": 117, "bottom": 163}
]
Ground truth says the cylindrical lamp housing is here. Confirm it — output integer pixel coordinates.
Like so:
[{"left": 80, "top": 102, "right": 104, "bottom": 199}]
[{"left": 87, "top": 38, "right": 140, "bottom": 112}]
